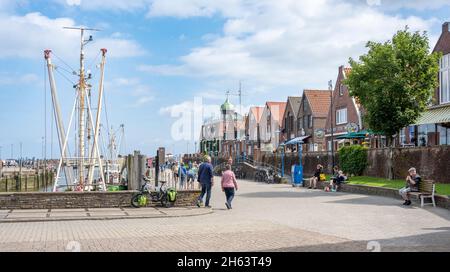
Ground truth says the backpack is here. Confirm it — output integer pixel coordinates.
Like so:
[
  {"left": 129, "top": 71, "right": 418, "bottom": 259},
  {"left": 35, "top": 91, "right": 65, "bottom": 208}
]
[
  {"left": 319, "top": 173, "right": 326, "bottom": 181},
  {"left": 167, "top": 188, "right": 177, "bottom": 203}
]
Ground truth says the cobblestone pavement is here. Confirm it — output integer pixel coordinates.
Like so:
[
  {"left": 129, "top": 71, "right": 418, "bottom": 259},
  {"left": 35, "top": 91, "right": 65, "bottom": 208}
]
[
  {"left": 0, "top": 207, "right": 212, "bottom": 223},
  {"left": 0, "top": 178, "right": 449, "bottom": 252}
]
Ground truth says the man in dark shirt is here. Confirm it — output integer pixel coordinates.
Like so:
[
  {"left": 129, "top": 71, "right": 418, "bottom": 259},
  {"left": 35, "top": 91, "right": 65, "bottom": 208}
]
[
  {"left": 399, "top": 167, "right": 421, "bottom": 206},
  {"left": 197, "top": 156, "right": 214, "bottom": 208}
]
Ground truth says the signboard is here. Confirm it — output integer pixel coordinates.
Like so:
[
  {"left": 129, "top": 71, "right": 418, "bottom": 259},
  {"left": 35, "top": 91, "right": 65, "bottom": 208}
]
[
  {"left": 315, "top": 129, "right": 325, "bottom": 139},
  {"left": 346, "top": 123, "right": 359, "bottom": 133}
]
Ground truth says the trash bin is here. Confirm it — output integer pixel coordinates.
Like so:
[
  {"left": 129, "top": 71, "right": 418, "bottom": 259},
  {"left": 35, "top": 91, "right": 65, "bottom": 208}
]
[{"left": 292, "top": 164, "right": 303, "bottom": 187}]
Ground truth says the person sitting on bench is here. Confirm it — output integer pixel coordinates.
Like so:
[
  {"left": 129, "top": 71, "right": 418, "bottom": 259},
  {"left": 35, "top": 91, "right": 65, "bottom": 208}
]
[
  {"left": 330, "top": 170, "right": 346, "bottom": 192},
  {"left": 399, "top": 167, "right": 421, "bottom": 206},
  {"left": 308, "top": 164, "right": 323, "bottom": 189}
]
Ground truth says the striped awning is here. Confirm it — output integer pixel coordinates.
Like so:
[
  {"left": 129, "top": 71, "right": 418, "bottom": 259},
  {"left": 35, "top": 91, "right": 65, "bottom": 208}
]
[{"left": 415, "top": 105, "right": 450, "bottom": 125}]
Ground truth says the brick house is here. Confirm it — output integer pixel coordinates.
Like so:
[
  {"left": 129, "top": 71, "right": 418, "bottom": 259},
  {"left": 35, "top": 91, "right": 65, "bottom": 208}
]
[
  {"left": 297, "top": 90, "right": 331, "bottom": 152},
  {"left": 260, "top": 102, "right": 287, "bottom": 152},
  {"left": 399, "top": 22, "right": 450, "bottom": 146},
  {"left": 324, "top": 66, "right": 364, "bottom": 151},
  {"left": 281, "top": 96, "right": 302, "bottom": 144},
  {"left": 246, "top": 106, "right": 264, "bottom": 156}
]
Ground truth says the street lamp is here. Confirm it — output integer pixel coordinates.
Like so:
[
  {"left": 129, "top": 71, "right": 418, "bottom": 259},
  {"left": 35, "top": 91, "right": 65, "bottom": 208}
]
[
  {"left": 329, "top": 80, "right": 335, "bottom": 174},
  {"left": 275, "top": 130, "right": 285, "bottom": 177}
]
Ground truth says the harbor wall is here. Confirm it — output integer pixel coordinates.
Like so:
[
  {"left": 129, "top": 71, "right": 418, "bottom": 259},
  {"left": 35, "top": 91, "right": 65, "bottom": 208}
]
[{"left": 0, "top": 190, "right": 201, "bottom": 209}]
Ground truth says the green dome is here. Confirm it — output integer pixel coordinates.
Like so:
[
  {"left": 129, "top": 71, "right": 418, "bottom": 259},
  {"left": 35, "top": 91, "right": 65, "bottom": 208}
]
[{"left": 220, "top": 98, "right": 234, "bottom": 112}]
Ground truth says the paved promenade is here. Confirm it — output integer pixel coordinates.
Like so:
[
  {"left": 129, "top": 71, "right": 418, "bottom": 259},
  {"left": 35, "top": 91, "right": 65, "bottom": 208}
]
[
  {"left": 0, "top": 178, "right": 449, "bottom": 252},
  {"left": 0, "top": 207, "right": 212, "bottom": 223}
]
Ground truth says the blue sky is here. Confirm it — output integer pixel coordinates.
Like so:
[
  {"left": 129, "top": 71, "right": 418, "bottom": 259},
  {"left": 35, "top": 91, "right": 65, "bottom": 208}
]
[{"left": 0, "top": 0, "right": 449, "bottom": 159}]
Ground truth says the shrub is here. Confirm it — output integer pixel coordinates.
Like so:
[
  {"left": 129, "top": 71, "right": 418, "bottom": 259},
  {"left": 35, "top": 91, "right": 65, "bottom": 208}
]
[{"left": 338, "top": 145, "right": 368, "bottom": 176}]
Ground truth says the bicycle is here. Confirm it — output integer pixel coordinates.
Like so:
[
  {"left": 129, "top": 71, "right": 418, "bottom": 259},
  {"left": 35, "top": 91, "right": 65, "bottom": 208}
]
[{"left": 131, "top": 178, "right": 175, "bottom": 208}]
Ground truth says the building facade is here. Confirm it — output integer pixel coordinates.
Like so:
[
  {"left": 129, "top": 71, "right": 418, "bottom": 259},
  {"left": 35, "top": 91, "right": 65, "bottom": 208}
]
[
  {"left": 324, "top": 66, "right": 364, "bottom": 151},
  {"left": 400, "top": 22, "right": 450, "bottom": 147},
  {"left": 246, "top": 106, "right": 264, "bottom": 156},
  {"left": 260, "top": 102, "right": 286, "bottom": 152},
  {"left": 297, "top": 90, "right": 331, "bottom": 152},
  {"left": 281, "top": 96, "right": 302, "bottom": 144}
]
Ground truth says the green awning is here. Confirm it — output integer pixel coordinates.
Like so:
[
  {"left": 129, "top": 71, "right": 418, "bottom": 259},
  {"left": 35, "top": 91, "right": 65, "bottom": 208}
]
[
  {"left": 415, "top": 105, "right": 450, "bottom": 125},
  {"left": 336, "top": 130, "right": 373, "bottom": 139}
]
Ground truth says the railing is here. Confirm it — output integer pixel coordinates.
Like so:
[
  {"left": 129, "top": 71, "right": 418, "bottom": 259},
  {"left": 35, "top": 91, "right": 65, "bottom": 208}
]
[
  {"left": 234, "top": 156, "right": 284, "bottom": 176},
  {"left": 146, "top": 168, "right": 201, "bottom": 191}
]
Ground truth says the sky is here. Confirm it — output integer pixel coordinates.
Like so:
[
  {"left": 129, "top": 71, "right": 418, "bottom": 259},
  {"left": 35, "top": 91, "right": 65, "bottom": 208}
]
[{"left": 0, "top": 0, "right": 449, "bottom": 159}]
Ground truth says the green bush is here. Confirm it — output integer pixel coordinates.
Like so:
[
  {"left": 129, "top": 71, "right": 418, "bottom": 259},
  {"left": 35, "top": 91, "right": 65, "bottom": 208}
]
[{"left": 338, "top": 145, "right": 368, "bottom": 176}]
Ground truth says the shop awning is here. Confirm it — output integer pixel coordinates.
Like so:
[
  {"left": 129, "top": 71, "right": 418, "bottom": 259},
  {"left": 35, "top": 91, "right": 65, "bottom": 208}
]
[
  {"left": 414, "top": 105, "right": 450, "bottom": 125},
  {"left": 285, "top": 135, "right": 311, "bottom": 145},
  {"left": 336, "top": 130, "right": 372, "bottom": 139}
]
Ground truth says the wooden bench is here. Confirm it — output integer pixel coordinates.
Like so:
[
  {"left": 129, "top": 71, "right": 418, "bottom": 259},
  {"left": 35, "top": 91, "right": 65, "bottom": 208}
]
[{"left": 409, "top": 180, "right": 436, "bottom": 208}]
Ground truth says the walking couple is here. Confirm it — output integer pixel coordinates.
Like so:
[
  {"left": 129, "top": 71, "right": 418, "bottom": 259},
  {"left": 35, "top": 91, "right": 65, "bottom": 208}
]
[{"left": 197, "top": 156, "right": 238, "bottom": 210}]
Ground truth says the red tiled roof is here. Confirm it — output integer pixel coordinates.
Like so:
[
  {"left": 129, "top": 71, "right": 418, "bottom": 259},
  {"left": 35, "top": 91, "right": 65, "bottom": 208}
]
[
  {"left": 303, "top": 90, "right": 331, "bottom": 118},
  {"left": 250, "top": 106, "right": 264, "bottom": 123},
  {"left": 266, "top": 102, "right": 287, "bottom": 122}
]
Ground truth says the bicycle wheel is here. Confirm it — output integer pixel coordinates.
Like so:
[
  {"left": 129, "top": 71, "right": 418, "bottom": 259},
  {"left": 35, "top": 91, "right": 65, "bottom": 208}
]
[
  {"left": 160, "top": 193, "right": 170, "bottom": 208},
  {"left": 131, "top": 193, "right": 144, "bottom": 208}
]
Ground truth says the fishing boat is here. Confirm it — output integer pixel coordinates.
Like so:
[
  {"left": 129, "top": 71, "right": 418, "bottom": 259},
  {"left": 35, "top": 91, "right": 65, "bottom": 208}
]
[{"left": 45, "top": 27, "right": 122, "bottom": 192}]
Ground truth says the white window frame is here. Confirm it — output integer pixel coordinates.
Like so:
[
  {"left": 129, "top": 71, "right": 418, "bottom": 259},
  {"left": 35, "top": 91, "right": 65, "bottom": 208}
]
[
  {"left": 440, "top": 54, "right": 450, "bottom": 104},
  {"left": 336, "top": 108, "right": 348, "bottom": 125},
  {"left": 339, "top": 84, "right": 344, "bottom": 96}
]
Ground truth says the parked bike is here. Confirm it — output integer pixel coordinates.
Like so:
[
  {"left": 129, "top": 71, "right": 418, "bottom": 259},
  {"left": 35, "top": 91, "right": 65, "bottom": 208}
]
[{"left": 131, "top": 177, "right": 177, "bottom": 208}]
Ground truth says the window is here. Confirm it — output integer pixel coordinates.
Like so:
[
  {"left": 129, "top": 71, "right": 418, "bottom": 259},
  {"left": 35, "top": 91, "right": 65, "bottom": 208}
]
[
  {"left": 336, "top": 108, "right": 347, "bottom": 125},
  {"left": 339, "top": 84, "right": 344, "bottom": 96},
  {"left": 303, "top": 99, "right": 308, "bottom": 111},
  {"left": 399, "top": 129, "right": 406, "bottom": 145},
  {"left": 417, "top": 124, "right": 436, "bottom": 146},
  {"left": 290, "top": 116, "right": 294, "bottom": 132},
  {"left": 308, "top": 115, "right": 313, "bottom": 128},
  {"left": 303, "top": 116, "right": 307, "bottom": 129},
  {"left": 440, "top": 54, "right": 450, "bottom": 104},
  {"left": 438, "top": 125, "right": 450, "bottom": 145}
]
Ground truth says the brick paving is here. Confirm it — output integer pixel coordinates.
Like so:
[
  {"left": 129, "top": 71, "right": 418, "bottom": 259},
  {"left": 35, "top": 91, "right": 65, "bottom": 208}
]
[{"left": 0, "top": 178, "right": 449, "bottom": 252}]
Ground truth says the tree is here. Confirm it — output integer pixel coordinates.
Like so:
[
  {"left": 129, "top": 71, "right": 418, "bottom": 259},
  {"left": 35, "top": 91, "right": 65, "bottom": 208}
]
[{"left": 345, "top": 27, "right": 440, "bottom": 146}]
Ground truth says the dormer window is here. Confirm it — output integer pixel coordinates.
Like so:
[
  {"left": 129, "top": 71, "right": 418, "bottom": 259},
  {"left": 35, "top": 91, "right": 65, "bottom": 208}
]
[{"left": 440, "top": 54, "right": 450, "bottom": 104}]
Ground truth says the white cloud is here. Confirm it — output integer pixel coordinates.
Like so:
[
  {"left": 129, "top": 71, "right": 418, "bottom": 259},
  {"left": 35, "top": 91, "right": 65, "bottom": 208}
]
[
  {"left": 54, "top": 0, "right": 150, "bottom": 11},
  {"left": 374, "top": 0, "right": 450, "bottom": 10},
  {"left": 0, "top": 12, "right": 145, "bottom": 60},
  {"left": 140, "top": 0, "right": 440, "bottom": 93},
  {"left": 0, "top": 73, "right": 39, "bottom": 85},
  {"left": 105, "top": 77, "right": 154, "bottom": 108},
  {"left": 66, "top": 0, "right": 81, "bottom": 6}
]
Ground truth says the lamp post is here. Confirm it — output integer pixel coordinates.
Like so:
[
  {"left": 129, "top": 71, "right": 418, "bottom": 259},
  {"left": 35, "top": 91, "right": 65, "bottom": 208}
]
[
  {"left": 329, "top": 80, "right": 335, "bottom": 174},
  {"left": 280, "top": 144, "right": 285, "bottom": 178},
  {"left": 275, "top": 130, "right": 285, "bottom": 177}
]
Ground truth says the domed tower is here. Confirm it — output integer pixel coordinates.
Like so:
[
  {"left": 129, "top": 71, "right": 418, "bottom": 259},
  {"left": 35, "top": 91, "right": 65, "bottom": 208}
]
[{"left": 221, "top": 96, "right": 235, "bottom": 141}]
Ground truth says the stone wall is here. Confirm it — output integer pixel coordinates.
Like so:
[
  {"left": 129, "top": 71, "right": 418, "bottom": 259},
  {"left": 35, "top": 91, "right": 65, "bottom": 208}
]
[
  {"left": 256, "top": 146, "right": 450, "bottom": 183},
  {"left": 302, "top": 179, "right": 450, "bottom": 210},
  {"left": 0, "top": 190, "right": 201, "bottom": 210}
]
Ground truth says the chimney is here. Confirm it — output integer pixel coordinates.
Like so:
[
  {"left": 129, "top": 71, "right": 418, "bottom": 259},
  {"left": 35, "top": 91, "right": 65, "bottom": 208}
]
[
  {"left": 443, "top": 22, "right": 449, "bottom": 34},
  {"left": 339, "top": 65, "right": 344, "bottom": 74}
]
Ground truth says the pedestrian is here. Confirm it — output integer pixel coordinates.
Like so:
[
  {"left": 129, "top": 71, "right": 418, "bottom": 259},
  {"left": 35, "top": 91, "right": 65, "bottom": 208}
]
[
  {"left": 197, "top": 156, "right": 214, "bottom": 208},
  {"left": 399, "top": 167, "right": 421, "bottom": 206},
  {"left": 178, "top": 162, "right": 187, "bottom": 189},
  {"left": 221, "top": 164, "right": 238, "bottom": 210}
]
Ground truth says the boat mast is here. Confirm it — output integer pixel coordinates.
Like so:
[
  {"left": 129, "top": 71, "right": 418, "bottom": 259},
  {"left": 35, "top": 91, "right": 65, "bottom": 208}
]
[
  {"left": 44, "top": 50, "right": 74, "bottom": 186},
  {"left": 87, "top": 48, "right": 107, "bottom": 188}
]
